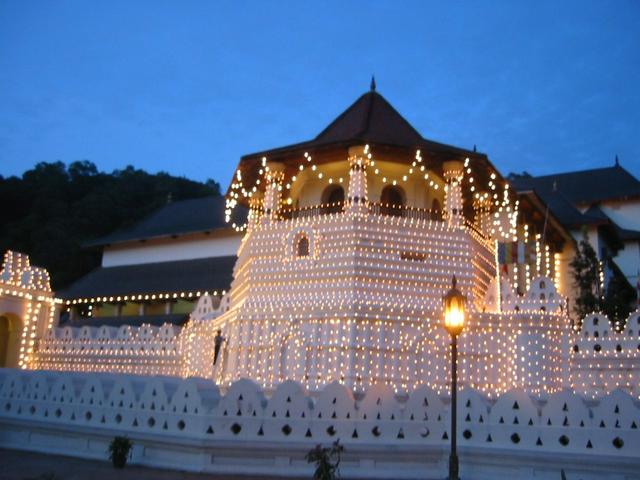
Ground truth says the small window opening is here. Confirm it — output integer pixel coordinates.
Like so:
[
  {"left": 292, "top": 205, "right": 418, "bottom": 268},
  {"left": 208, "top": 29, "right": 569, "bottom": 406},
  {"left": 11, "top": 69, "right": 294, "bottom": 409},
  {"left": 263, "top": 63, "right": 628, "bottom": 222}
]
[{"left": 296, "top": 236, "right": 310, "bottom": 257}]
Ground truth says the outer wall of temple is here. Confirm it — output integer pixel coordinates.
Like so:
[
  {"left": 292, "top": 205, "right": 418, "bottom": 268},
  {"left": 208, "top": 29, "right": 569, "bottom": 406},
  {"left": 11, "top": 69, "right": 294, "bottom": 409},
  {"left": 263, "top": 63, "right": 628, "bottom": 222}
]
[{"left": 1, "top": 369, "right": 639, "bottom": 479}]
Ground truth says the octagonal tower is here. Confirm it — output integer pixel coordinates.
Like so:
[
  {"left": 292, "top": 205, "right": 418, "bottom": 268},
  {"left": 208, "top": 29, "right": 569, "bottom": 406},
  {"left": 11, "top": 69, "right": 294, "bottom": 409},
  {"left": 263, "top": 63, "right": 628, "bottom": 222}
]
[{"left": 184, "top": 86, "right": 570, "bottom": 396}]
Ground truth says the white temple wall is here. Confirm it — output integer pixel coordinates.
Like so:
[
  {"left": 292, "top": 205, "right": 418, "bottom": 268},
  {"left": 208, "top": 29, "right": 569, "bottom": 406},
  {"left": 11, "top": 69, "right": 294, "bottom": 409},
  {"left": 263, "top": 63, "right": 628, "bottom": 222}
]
[
  {"left": 596, "top": 199, "right": 640, "bottom": 231},
  {"left": 29, "top": 306, "right": 640, "bottom": 402},
  {"left": 1, "top": 369, "right": 638, "bottom": 479},
  {"left": 204, "top": 208, "right": 502, "bottom": 394},
  {"left": 102, "top": 231, "right": 241, "bottom": 267},
  {"left": 589, "top": 199, "right": 640, "bottom": 290},
  {"left": 612, "top": 240, "right": 640, "bottom": 284},
  {"left": 231, "top": 212, "right": 494, "bottom": 311},
  {"left": 570, "top": 311, "right": 640, "bottom": 399}
]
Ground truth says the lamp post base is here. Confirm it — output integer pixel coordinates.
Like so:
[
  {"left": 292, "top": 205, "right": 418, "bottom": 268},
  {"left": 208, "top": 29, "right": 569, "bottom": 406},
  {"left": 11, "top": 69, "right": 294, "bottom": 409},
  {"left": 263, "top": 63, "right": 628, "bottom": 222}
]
[{"left": 448, "top": 452, "right": 459, "bottom": 480}]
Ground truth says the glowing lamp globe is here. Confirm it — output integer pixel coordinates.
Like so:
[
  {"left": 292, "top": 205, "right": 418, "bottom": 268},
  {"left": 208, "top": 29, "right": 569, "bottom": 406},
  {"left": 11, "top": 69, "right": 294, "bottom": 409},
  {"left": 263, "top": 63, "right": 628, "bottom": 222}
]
[{"left": 443, "top": 275, "right": 466, "bottom": 336}]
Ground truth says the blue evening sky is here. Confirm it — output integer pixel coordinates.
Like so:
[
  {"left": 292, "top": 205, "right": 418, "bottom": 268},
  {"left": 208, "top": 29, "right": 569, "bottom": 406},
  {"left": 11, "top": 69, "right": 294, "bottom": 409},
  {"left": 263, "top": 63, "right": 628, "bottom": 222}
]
[{"left": 1, "top": 1, "right": 639, "bottom": 187}]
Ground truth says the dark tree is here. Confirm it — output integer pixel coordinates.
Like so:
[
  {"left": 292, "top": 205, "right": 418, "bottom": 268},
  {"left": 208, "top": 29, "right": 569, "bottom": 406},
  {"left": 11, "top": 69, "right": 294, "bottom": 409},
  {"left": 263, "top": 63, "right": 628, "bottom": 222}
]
[
  {"left": 0, "top": 161, "right": 220, "bottom": 290},
  {"left": 602, "top": 256, "right": 636, "bottom": 328},
  {"left": 569, "top": 230, "right": 602, "bottom": 321}
]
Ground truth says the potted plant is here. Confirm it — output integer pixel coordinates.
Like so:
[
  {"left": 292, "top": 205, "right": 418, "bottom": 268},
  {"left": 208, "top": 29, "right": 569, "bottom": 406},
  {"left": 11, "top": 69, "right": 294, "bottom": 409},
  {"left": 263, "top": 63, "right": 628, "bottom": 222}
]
[
  {"left": 108, "top": 436, "right": 133, "bottom": 469},
  {"left": 306, "top": 439, "right": 343, "bottom": 480}
]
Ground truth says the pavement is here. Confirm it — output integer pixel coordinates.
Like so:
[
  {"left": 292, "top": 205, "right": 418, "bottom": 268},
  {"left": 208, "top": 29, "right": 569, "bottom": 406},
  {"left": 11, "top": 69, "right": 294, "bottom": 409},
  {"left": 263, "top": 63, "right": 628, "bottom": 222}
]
[{"left": 0, "top": 448, "right": 309, "bottom": 480}]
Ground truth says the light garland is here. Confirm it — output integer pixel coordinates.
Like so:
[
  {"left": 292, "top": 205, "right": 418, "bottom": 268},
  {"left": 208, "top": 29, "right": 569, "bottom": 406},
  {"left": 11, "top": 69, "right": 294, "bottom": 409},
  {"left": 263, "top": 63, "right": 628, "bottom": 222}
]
[{"left": 65, "top": 290, "right": 226, "bottom": 305}]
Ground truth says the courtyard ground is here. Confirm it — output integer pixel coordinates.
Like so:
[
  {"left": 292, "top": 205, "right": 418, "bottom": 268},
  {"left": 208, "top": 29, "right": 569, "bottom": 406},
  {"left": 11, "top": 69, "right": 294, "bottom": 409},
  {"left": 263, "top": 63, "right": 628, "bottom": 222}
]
[{"left": 0, "top": 448, "right": 309, "bottom": 480}]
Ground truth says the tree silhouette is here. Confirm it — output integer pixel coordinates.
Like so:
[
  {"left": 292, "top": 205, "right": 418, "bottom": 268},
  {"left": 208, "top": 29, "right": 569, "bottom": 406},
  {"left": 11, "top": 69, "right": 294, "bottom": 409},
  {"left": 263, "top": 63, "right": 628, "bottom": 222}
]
[{"left": 0, "top": 161, "right": 220, "bottom": 290}]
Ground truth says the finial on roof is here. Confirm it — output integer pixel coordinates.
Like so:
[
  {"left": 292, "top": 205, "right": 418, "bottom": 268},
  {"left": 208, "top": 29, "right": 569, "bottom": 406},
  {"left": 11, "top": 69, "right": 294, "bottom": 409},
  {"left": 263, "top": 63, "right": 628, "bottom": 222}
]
[
  {"left": 615, "top": 154, "right": 619, "bottom": 166},
  {"left": 473, "top": 144, "right": 477, "bottom": 152},
  {"left": 370, "top": 75, "right": 376, "bottom": 91}
]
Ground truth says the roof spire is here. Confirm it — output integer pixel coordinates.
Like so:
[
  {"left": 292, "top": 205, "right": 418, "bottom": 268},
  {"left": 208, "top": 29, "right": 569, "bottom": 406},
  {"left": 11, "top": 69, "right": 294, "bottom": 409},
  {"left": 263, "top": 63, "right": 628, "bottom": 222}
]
[
  {"left": 615, "top": 154, "right": 619, "bottom": 166},
  {"left": 473, "top": 144, "right": 477, "bottom": 152},
  {"left": 370, "top": 75, "right": 376, "bottom": 91}
]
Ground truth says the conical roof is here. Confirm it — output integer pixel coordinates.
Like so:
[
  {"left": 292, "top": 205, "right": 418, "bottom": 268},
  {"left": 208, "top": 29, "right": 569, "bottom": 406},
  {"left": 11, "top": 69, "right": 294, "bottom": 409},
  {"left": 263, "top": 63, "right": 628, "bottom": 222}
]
[
  {"left": 233, "top": 87, "right": 494, "bottom": 202},
  {"left": 240, "top": 88, "right": 481, "bottom": 160},
  {"left": 313, "top": 90, "right": 424, "bottom": 148}
]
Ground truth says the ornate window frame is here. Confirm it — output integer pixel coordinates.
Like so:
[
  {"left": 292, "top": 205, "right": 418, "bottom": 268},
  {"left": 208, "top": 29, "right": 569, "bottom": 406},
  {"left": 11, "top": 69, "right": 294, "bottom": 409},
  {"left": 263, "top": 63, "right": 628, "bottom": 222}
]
[{"left": 285, "top": 226, "right": 318, "bottom": 261}]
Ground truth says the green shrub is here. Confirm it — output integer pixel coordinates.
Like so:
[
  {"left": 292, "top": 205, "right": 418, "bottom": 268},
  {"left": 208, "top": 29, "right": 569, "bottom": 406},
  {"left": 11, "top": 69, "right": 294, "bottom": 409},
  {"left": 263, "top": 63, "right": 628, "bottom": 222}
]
[{"left": 108, "top": 436, "right": 133, "bottom": 469}]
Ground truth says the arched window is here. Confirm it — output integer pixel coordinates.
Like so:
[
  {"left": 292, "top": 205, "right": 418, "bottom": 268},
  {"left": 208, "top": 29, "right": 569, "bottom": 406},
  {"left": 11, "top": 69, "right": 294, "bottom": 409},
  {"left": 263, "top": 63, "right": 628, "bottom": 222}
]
[
  {"left": 321, "top": 185, "right": 345, "bottom": 214},
  {"left": 296, "top": 235, "right": 310, "bottom": 257},
  {"left": 431, "top": 199, "right": 442, "bottom": 221},
  {"left": 380, "top": 185, "right": 405, "bottom": 217}
]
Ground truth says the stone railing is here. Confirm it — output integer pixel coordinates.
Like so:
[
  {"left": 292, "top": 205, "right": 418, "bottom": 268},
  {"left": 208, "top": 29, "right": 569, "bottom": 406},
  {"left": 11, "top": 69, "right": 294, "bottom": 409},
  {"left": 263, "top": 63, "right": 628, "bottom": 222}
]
[
  {"left": 33, "top": 323, "right": 182, "bottom": 376},
  {"left": 279, "top": 202, "right": 345, "bottom": 220},
  {"left": 0, "top": 369, "right": 638, "bottom": 479},
  {"left": 368, "top": 201, "right": 442, "bottom": 222},
  {"left": 278, "top": 201, "right": 446, "bottom": 223}
]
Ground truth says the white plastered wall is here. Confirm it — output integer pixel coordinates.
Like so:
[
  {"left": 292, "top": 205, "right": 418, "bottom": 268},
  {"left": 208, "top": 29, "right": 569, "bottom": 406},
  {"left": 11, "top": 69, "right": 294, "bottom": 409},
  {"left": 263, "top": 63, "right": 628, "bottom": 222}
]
[{"left": 102, "top": 231, "right": 242, "bottom": 267}]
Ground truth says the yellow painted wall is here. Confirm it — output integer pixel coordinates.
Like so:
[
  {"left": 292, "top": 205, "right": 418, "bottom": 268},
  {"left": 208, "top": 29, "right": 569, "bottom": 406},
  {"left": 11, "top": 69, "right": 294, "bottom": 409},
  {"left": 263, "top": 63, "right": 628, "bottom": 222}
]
[
  {"left": 290, "top": 159, "right": 445, "bottom": 209},
  {"left": 173, "top": 299, "right": 196, "bottom": 314},
  {"left": 0, "top": 314, "right": 22, "bottom": 368}
]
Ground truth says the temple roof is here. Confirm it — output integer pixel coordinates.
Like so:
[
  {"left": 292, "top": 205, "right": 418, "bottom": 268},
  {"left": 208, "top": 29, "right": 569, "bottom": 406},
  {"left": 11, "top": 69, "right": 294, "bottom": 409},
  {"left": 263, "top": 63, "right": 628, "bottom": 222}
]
[
  {"left": 512, "top": 166, "right": 640, "bottom": 247},
  {"left": 58, "top": 256, "right": 236, "bottom": 300},
  {"left": 513, "top": 185, "right": 606, "bottom": 229},
  {"left": 313, "top": 90, "right": 425, "bottom": 148},
  {"left": 240, "top": 89, "right": 484, "bottom": 161},
  {"left": 512, "top": 165, "right": 640, "bottom": 205},
  {"left": 231, "top": 88, "right": 499, "bottom": 207},
  {"left": 87, "top": 196, "right": 246, "bottom": 247}
]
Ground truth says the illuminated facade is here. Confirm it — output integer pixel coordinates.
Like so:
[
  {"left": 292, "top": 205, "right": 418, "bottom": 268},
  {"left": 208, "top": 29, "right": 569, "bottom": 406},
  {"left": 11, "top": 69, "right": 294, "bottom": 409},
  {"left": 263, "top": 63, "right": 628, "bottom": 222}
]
[
  {"left": 4, "top": 86, "right": 638, "bottom": 403},
  {"left": 0, "top": 251, "right": 60, "bottom": 369}
]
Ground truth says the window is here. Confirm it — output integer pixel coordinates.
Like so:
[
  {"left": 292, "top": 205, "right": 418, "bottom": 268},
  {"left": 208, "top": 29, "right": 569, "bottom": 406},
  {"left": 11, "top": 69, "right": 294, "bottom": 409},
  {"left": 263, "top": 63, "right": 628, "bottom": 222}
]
[
  {"left": 321, "top": 185, "right": 345, "bottom": 214},
  {"left": 296, "top": 235, "right": 310, "bottom": 257},
  {"left": 380, "top": 185, "right": 405, "bottom": 217}
]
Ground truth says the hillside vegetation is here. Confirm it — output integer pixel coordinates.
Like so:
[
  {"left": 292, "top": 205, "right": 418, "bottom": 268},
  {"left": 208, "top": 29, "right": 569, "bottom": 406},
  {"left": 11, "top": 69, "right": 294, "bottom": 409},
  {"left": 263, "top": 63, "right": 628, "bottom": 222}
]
[{"left": 0, "top": 161, "right": 220, "bottom": 290}]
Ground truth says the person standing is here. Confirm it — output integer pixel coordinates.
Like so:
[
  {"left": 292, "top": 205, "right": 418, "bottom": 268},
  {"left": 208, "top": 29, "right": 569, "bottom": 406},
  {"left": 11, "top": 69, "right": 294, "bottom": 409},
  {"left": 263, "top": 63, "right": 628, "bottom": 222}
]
[{"left": 213, "top": 329, "right": 226, "bottom": 366}]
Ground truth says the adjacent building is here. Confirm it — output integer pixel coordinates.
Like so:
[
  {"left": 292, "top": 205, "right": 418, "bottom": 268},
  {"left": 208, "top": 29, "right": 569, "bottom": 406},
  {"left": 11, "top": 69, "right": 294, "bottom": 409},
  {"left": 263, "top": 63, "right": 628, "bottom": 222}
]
[{"left": 58, "top": 196, "right": 245, "bottom": 327}]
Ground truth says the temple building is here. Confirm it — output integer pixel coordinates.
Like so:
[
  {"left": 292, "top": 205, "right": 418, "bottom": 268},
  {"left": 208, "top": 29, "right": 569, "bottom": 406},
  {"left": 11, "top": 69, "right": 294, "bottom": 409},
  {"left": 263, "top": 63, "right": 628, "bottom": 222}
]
[
  {"left": 1, "top": 85, "right": 637, "bottom": 402},
  {"left": 58, "top": 196, "right": 245, "bottom": 327},
  {"left": 2, "top": 84, "right": 639, "bottom": 480},
  {"left": 512, "top": 163, "right": 640, "bottom": 296},
  {"left": 178, "top": 84, "right": 573, "bottom": 395}
]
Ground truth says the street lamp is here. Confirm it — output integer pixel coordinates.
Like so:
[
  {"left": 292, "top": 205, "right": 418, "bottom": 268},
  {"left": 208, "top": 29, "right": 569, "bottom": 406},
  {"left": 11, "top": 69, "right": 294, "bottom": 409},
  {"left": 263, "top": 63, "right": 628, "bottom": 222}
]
[{"left": 443, "top": 275, "right": 466, "bottom": 480}]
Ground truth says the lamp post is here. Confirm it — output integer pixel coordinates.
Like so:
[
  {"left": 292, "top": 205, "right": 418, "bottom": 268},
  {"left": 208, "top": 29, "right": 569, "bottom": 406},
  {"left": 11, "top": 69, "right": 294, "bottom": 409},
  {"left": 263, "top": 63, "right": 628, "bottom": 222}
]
[{"left": 443, "top": 275, "right": 466, "bottom": 480}]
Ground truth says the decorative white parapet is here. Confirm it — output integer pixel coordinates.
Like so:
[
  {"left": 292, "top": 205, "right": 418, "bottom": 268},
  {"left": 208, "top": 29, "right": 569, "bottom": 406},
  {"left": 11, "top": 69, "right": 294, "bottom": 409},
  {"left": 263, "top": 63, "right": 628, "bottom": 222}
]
[
  {"left": 0, "top": 369, "right": 638, "bottom": 479},
  {"left": 570, "top": 310, "right": 640, "bottom": 399},
  {"left": 34, "top": 323, "right": 183, "bottom": 376},
  {"left": 345, "top": 145, "right": 370, "bottom": 214}
]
